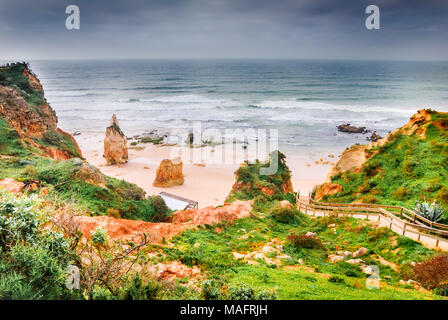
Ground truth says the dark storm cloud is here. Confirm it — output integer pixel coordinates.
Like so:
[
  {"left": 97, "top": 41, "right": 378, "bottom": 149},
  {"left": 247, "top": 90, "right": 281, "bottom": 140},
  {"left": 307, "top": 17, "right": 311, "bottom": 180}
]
[{"left": 0, "top": 0, "right": 447, "bottom": 60}]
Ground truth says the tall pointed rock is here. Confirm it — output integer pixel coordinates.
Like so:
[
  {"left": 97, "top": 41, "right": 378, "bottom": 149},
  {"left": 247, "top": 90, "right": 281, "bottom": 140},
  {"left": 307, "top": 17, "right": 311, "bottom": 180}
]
[{"left": 104, "top": 114, "right": 128, "bottom": 165}]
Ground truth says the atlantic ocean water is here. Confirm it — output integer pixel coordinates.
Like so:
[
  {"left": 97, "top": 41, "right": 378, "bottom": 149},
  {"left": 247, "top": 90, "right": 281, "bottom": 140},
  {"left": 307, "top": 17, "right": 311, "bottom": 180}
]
[{"left": 26, "top": 59, "right": 448, "bottom": 155}]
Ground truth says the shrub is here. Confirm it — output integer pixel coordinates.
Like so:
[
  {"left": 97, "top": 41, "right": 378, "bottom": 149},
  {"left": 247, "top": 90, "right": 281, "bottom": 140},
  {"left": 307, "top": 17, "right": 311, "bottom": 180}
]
[
  {"left": 201, "top": 280, "right": 222, "bottom": 300},
  {"left": 256, "top": 289, "right": 277, "bottom": 300},
  {"left": 270, "top": 206, "right": 297, "bottom": 223},
  {"left": 393, "top": 187, "right": 410, "bottom": 200},
  {"left": 149, "top": 195, "right": 169, "bottom": 222},
  {"left": 121, "top": 275, "right": 162, "bottom": 300},
  {"left": 367, "top": 227, "right": 389, "bottom": 242},
  {"left": 328, "top": 275, "right": 346, "bottom": 284},
  {"left": 107, "top": 208, "right": 121, "bottom": 219},
  {"left": 229, "top": 284, "right": 256, "bottom": 300},
  {"left": 286, "top": 232, "right": 322, "bottom": 249},
  {"left": 91, "top": 227, "right": 108, "bottom": 246},
  {"left": 363, "top": 161, "right": 381, "bottom": 177},
  {"left": 0, "top": 244, "right": 68, "bottom": 299},
  {"left": 413, "top": 254, "right": 448, "bottom": 290},
  {"left": 89, "top": 285, "right": 116, "bottom": 300},
  {"left": 359, "top": 194, "right": 379, "bottom": 204},
  {"left": 436, "top": 187, "right": 448, "bottom": 205},
  {"left": 433, "top": 284, "right": 448, "bottom": 297}
]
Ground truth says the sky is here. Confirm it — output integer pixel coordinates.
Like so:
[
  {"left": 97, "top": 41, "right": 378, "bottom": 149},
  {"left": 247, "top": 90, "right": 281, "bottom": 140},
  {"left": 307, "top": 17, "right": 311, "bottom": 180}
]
[{"left": 0, "top": 0, "right": 447, "bottom": 60}]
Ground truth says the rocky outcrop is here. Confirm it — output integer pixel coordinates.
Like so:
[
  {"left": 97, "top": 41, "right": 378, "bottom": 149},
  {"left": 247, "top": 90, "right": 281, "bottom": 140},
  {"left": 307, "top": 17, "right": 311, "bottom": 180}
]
[
  {"left": 0, "top": 178, "right": 25, "bottom": 194},
  {"left": 314, "top": 183, "right": 343, "bottom": 201},
  {"left": 0, "top": 86, "right": 57, "bottom": 137},
  {"left": 337, "top": 124, "right": 368, "bottom": 134},
  {"left": 399, "top": 109, "right": 433, "bottom": 138},
  {"left": 0, "top": 63, "right": 82, "bottom": 159},
  {"left": 153, "top": 157, "right": 184, "bottom": 187},
  {"left": 104, "top": 114, "right": 128, "bottom": 165},
  {"left": 367, "top": 131, "right": 382, "bottom": 142},
  {"left": 73, "top": 200, "right": 252, "bottom": 243},
  {"left": 324, "top": 144, "right": 370, "bottom": 182}
]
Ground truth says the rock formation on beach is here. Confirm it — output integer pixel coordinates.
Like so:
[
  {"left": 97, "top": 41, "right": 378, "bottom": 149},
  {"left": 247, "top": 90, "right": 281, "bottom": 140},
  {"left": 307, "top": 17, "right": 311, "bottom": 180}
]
[
  {"left": 337, "top": 123, "right": 368, "bottom": 134},
  {"left": 104, "top": 114, "right": 128, "bottom": 165},
  {"left": 153, "top": 157, "right": 185, "bottom": 187},
  {"left": 228, "top": 151, "right": 294, "bottom": 201}
]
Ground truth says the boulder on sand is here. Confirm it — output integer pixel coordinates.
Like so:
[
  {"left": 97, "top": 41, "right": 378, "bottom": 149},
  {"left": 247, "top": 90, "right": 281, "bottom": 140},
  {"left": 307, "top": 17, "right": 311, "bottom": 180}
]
[
  {"left": 104, "top": 114, "right": 128, "bottom": 165},
  {"left": 153, "top": 157, "right": 185, "bottom": 187}
]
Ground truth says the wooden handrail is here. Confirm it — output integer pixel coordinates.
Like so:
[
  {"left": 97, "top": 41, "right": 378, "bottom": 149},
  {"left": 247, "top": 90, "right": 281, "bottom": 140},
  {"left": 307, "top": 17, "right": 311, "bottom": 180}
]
[{"left": 309, "top": 194, "right": 448, "bottom": 231}]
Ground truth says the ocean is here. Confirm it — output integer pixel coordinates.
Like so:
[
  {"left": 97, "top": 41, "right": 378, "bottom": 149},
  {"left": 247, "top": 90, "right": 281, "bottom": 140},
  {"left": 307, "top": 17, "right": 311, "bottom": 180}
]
[{"left": 26, "top": 59, "right": 448, "bottom": 155}]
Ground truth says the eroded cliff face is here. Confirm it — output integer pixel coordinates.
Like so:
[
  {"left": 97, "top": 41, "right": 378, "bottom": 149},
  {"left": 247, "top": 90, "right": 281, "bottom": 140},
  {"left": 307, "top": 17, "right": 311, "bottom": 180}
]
[{"left": 0, "top": 63, "right": 82, "bottom": 159}]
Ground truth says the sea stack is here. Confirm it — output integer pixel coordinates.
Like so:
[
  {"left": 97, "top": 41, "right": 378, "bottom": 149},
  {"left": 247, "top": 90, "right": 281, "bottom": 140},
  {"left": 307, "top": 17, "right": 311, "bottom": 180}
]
[
  {"left": 153, "top": 157, "right": 185, "bottom": 187},
  {"left": 104, "top": 114, "right": 128, "bottom": 165}
]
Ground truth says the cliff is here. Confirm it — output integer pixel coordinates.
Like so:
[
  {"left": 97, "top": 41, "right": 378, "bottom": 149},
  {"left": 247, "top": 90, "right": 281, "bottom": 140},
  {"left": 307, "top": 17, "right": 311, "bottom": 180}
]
[
  {"left": 0, "top": 62, "right": 82, "bottom": 159},
  {"left": 0, "top": 62, "right": 162, "bottom": 223},
  {"left": 315, "top": 109, "right": 448, "bottom": 221}
]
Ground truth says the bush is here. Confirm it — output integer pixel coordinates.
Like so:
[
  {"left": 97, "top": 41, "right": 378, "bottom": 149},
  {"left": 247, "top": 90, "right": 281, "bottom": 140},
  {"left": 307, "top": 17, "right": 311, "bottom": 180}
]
[
  {"left": 270, "top": 206, "right": 297, "bottom": 223},
  {"left": 328, "top": 275, "right": 346, "bottom": 284},
  {"left": 121, "top": 275, "right": 162, "bottom": 300},
  {"left": 229, "top": 284, "right": 256, "bottom": 300},
  {"left": 286, "top": 232, "right": 322, "bottom": 249},
  {"left": 433, "top": 284, "right": 448, "bottom": 297},
  {"left": 413, "top": 254, "right": 448, "bottom": 290},
  {"left": 0, "top": 244, "right": 68, "bottom": 299},
  {"left": 256, "top": 289, "right": 277, "bottom": 300},
  {"left": 91, "top": 227, "right": 108, "bottom": 246},
  {"left": 149, "top": 195, "right": 169, "bottom": 222},
  {"left": 201, "top": 280, "right": 222, "bottom": 300},
  {"left": 393, "top": 187, "right": 410, "bottom": 200}
]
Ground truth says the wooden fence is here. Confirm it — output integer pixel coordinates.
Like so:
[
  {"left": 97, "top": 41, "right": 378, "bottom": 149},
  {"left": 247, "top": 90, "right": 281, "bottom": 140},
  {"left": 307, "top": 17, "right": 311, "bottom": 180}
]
[{"left": 296, "top": 191, "right": 448, "bottom": 250}]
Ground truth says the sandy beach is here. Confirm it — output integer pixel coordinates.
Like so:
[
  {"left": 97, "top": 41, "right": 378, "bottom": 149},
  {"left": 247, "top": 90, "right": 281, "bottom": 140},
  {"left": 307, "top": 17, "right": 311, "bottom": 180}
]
[{"left": 76, "top": 131, "right": 333, "bottom": 208}]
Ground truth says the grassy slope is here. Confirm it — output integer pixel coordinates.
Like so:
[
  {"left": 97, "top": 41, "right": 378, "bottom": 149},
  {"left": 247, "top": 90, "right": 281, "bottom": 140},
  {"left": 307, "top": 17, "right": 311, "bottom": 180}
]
[
  {"left": 163, "top": 155, "right": 439, "bottom": 299},
  {"left": 323, "top": 111, "right": 448, "bottom": 221},
  {"left": 169, "top": 202, "right": 437, "bottom": 299}
]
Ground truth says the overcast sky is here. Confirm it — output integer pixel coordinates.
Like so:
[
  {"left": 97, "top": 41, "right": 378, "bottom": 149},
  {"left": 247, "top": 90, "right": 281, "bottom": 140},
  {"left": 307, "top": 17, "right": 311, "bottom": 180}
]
[{"left": 1, "top": 0, "right": 447, "bottom": 60}]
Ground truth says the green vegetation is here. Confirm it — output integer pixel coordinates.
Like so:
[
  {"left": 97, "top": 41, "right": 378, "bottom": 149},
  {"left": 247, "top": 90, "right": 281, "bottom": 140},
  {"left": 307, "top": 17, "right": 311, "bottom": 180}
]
[
  {"left": 168, "top": 196, "right": 439, "bottom": 299},
  {"left": 227, "top": 151, "right": 295, "bottom": 203},
  {"left": 0, "top": 119, "right": 30, "bottom": 157},
  {"left": 323, "top": 110, "right": 448, "bottom": 222},
  {"left": 0, "top": 191, "right": 76, "bottom": 299},
  {"left": 0, "top": 62, "right": 45, "bottom": 107},
  {"left": 0, "top": 120, "right": 164, "bottom": 222},
  {"left": 412, "top": 199, "right": 445, "bottom": 222}
]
